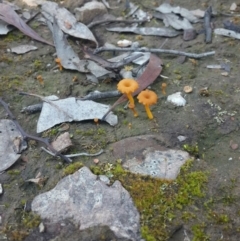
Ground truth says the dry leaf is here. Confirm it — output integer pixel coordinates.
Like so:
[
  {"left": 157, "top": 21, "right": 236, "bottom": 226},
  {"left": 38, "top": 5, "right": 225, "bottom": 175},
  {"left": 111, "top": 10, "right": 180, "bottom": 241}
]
[
  {"left": 154, "top": 12, "right": 193, "bottom": 30},
  {"left": 0, "top": 119, "right": 28, "bottom": 172},
  {"left": 156, "top": 3, "right": 199, "bottom": 23},
  {"left": 48, "top": 18, "right": 111, "bottom": 78},
  {"left": 106, "top": 26, "right": 180, "bottom": 37},
  {"left": 41, "top": 1, "right": 98, "bottom": 46},
  {"left": 26, "top": 172, "right": 47, "bottom": 188},
  {"left": 37, "top": 96, "right": 118, "bottom": 133},
  {"left": 11, "top": 45, "right": 38, "bottom": 54},
  {"left": 0, "top": 3, "right": 53, "bottom": 46}
]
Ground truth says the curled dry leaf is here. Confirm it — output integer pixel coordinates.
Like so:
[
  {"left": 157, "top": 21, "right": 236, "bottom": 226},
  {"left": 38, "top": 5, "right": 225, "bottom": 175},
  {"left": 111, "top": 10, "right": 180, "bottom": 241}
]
[{"left": 26, "top": 172, "right": 47, "bottom": 188}]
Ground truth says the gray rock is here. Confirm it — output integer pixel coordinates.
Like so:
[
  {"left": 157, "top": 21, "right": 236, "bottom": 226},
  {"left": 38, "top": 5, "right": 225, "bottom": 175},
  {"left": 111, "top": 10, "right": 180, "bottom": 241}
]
[
  {"left": 32, "top": 167, "right": 141, "bottom": 241},
  {"left": 123, "top": 148, "right": 189, "bottom": 180},
  {"left": 64, "top": 0, "right": 85, "bottom": 11},
  {"left": 111, "top": 135, "right": 190, "bottom": 180},
  {"left": 74, "top": 1, "right": 107, "bottom": 24}
]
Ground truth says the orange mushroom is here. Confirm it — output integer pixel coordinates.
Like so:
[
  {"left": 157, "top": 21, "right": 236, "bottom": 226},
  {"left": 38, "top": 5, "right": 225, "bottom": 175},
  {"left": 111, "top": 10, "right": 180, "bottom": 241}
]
[
  {"left": 137, "top": 89, "right": 158, "bottom": 119},
  {"left": 117, "top": 79, "right": 139, "bottom": 106},
  {"left": 55, "top": 58, "right": 63, "bottom": 71},
  {"left": 161, "top": 82, "right": 167, "bottom": 95},
  {"left": 117, "top": 78, "right": 139, "bottom": 117},
  {"left": 36, "top": 75, "right": 44, "bottom": 86}
]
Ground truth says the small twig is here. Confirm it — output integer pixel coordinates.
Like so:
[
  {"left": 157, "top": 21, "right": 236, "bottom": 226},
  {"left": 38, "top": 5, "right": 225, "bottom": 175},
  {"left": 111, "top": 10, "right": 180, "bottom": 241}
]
[
  {"left": 0, "top": 98, "right": 71, "bottom": 163},
  {"left": 87, "top": 17, "right": 148, "bottom": 28},
  {"left": 78, "top": 90, "right": 121, "bottom": 101},
  {"left": 94, "top": 47, "right": 215, "bottom": 59},
  {"left": 41, "top": 147, "right": 104, "bottom": 158},
  {"left": 159, "top": 38, "right": 168, "bottom": 48}
]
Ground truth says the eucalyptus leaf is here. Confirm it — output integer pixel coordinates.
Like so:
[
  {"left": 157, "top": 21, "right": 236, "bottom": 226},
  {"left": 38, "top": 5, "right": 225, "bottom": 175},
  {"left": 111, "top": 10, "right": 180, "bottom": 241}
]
[
  {"left": 106, "top": 26, "right": 180, "bottom": 37},
  {"left": 41, "top": 1, "right": 98, "bottom": 46},
  {"left": 37, "top": 96, "right": 118, "bottom": 133}
]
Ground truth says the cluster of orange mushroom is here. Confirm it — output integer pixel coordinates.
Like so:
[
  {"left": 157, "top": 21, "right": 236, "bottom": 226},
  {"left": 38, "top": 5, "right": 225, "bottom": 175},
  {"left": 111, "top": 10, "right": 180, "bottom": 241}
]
[{"left": 117, "top": 78, "right": 158, "bottom": 119}]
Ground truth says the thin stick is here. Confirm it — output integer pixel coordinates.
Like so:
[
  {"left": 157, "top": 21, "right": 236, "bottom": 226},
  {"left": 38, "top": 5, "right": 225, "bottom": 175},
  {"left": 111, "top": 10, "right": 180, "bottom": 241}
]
[
  {"left": 204, "top": 6, "right": 213, "bottom": 43},
  {"left": 78, "top": 90, "right": 121, "bottom": 101},
  {"left": 0, "top": 98, "right": 71, "bottom": 163},
  {"left": 41, "top": 147, "right": 104, "bottom": 158},
  {"left": 87, "top": 18, "right": 149, "bottom": 28},
  {"left": 94, "top": 47, "right": 215, "bottom": 59}
]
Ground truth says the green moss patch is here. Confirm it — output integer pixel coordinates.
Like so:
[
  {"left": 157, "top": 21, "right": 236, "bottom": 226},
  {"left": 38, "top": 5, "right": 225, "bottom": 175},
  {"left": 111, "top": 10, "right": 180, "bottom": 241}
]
[{"left": 91, "top": 160, "right": 208, "bottom": 240}]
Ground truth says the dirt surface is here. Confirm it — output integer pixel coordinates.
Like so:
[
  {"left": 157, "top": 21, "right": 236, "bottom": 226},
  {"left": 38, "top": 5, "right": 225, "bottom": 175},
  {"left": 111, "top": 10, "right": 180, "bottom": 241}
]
[{"left": 1, "top": 0, "right": 240, "bottom": 240}]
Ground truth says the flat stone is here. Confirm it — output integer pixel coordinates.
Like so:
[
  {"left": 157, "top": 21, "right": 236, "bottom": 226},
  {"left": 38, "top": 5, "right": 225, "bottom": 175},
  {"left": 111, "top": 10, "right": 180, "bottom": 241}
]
[
  {"left": 183, "top": 28, "right": 197, "bottom": 41},
  {"left": 111, "top": 135, "right": 190, "bottom": 180},
  {"left": 32, "top": 167, "right": 141, "bottom": 241},
  {"left": 74, "top": 1, "right": 107, "bottom": 24}
]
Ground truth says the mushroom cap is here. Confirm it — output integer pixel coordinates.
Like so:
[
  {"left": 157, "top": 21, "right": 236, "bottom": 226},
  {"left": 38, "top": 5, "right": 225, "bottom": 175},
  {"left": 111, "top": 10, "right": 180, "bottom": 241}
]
[
  {"left": 137, "top": 89, "right": 158, "bottom": 106},
  {"left": 117, "top": 79, "right": 139, "bottom": 94}
]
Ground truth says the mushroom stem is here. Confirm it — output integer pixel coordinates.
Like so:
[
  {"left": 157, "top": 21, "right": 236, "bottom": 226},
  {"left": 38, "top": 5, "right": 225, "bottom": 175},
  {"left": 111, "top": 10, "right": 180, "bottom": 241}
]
[
  {"left": 126, "top": 93, "right": 135, "bottom": 106},
  {"left": 144, "top": 105, "right": 153, "bottom": 119},
  {"left": 128, "top": 103, "right": 138, "bottom": 117}
]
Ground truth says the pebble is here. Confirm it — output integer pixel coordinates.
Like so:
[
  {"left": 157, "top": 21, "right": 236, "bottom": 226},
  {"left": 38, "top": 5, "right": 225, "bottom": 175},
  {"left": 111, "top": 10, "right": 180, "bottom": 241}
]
[
  {"left": 183, "top": 28, "right": 197, "bottom": 41},
  {"left": 39, "top": 222, "right": 45, "bottom": 233},
  {"left": 167, "top": 92, "right": 186, "bottom": 107},
  {"left": 177, "top": 135, "right": 187, "bottom": 142},
  {"left": 0, "top": 184, "right": 3, "bottom": 195}
]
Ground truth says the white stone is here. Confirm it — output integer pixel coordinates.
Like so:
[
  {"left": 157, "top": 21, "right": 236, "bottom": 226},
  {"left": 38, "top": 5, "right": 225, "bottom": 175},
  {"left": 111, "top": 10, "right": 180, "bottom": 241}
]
[
  {"left": 167, "top": 92, "right": 186, "bottom": 106},
  {"left": 117, "top": 39, "right": 132, "bottom": 47}
]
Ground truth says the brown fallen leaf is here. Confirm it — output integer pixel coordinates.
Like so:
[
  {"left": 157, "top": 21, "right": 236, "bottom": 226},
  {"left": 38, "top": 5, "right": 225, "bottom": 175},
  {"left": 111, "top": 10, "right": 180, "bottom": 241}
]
[
  {"left": 102, "top": 54, "right": 163, "bottom": 119},
  {"left": 0, "top": 3, "right": 53, "bottom": 46}
]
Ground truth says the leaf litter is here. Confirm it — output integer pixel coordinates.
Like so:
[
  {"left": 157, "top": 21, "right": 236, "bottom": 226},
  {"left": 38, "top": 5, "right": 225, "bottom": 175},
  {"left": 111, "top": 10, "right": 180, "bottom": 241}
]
[
  {"left": 0, "top": 3, "right": 53, "bottom": 45},
  {"left": 41, "top": 1, "right": 98, "bottom": 46}
]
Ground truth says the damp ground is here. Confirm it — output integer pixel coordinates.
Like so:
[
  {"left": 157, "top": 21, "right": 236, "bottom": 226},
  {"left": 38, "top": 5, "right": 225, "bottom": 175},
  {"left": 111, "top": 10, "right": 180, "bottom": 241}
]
[{"left": 1, "top": 0, "right": 240, "bottom": 240}]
